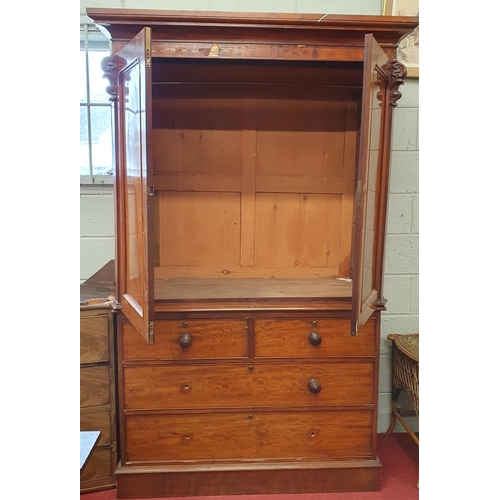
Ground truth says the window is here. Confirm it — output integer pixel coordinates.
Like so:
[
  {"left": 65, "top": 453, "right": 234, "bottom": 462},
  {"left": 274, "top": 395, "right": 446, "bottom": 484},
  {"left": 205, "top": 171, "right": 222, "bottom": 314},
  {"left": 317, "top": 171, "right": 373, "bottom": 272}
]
[{"left": 80, "top": 24, "right": 113, "bottom": 184}]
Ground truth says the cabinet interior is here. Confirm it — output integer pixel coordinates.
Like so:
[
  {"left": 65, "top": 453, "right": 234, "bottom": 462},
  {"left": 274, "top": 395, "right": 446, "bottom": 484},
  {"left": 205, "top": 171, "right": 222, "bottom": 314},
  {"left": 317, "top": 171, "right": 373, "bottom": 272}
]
[{"left": 150, "top": 59, "right": 364, "bottom": 301}]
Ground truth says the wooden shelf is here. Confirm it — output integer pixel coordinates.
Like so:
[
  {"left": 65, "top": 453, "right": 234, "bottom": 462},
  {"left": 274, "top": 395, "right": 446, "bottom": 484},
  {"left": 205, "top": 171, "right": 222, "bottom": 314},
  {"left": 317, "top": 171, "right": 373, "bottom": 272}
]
[{"left": 155, "top": 277, "right": 352, "bottom": 301}]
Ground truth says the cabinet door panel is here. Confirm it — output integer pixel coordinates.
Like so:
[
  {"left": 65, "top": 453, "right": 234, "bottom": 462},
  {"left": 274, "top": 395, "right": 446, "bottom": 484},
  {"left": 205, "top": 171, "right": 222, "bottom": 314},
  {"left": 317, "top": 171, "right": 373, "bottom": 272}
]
[
  {"left": 115, "top": 27, "right": 155, "bottom": 344},
  {"left": 351, "top": 34, "right": 390, "bottom": 336}
]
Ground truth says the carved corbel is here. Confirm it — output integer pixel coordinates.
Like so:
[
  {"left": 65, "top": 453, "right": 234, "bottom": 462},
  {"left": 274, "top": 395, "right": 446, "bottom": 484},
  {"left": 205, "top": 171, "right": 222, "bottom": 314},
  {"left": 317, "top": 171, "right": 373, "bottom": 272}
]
[
  {"left": 101, "top": 55, "right": 126, "bottom": 100},
  {"left": 389, "top": 61, "right": 407, "bottom": 107}
]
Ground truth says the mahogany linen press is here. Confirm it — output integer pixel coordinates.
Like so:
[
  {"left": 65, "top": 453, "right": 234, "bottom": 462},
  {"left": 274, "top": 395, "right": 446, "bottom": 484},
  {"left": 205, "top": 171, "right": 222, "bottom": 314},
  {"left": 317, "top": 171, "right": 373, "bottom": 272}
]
[{"left": 87, "top": 8, "right": 418, "bottom": 498}]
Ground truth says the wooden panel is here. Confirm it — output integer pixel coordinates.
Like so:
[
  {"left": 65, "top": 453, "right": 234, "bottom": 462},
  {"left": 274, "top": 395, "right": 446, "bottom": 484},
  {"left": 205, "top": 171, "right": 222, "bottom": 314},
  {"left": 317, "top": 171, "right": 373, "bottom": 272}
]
[
  {"left": 80, "top": 315, "right": 109, "bottom": 364},
  {"left": 339, "top": 99, "right": 359, "bottom": 277},
  {"left": 240, "top": 97, "right": 257, "bottom": 267},
  {"left": 122, "top": 320, "right": 248, "bottom": 360},
  {"left": 125, "top": 410, "right": 373, "bottom": 462},
  {"left": 255, "top": 193, "right": 342, "bottom": 270},
  {"left": 151, "top": 59, "right": 364, "bottom": 87},
  {"left": 150, "top": 42, "right": 365, "bottom": 62},
  {"left": 152, "top": 84, "right": 357, "bottom": 277},
  {"left": 153, "top": 173, "right": 241, "bottom": 192},
  {"left": 256, "top": 175, "right": 343, "bottom": 194},
  {"left": 123, "top": 363, "right": 373, "bottom": 409},
  {"left": 80, "top": 410, "right": 112, "bottom": 446},
  {"left": 80, "top": 365, "right": 110, "bottom": 407},
  {"left": 152, "top": 88, "right": 242, "bottom": 177},
  {"left": 115, "top": 461, "right": 380, "bottom": 498},
  {"left": 158, "top": 192, "right": 241, "bottom": 267},
  {"left": 80, "top": 448, "right": 113, "bottom": 482},
  {"left": 151, "top": 84, "right": 357, "bottom": 194},
  {"left": 256, "top": 96, "right": 347, "bottom": 179},
  {"left": 255, "top": 318, "right": 375, "bottom": 357}
]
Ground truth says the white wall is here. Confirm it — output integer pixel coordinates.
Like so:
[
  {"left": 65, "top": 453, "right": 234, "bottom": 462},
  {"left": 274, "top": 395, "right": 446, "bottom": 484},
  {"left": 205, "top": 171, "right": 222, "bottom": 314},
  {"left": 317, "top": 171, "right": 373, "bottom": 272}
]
[{"left": 80, "top": 0, "right": 419, "bottom": 433}]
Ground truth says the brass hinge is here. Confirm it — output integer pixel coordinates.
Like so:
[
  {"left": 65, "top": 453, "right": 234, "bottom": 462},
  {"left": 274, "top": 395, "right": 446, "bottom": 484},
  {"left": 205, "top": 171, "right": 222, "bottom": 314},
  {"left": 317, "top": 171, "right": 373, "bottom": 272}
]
[
  {"left": 355, "top": 179, "right": 362, "bottom": 205},
  {"left": 351, "top": 320, "right": 358, "bottom": 337},
  {"left": 145, "top": 28, "right": 151, "bottom": 68},
  {"left": 149, "top": 321, "right": 154, "bottom": 342}
]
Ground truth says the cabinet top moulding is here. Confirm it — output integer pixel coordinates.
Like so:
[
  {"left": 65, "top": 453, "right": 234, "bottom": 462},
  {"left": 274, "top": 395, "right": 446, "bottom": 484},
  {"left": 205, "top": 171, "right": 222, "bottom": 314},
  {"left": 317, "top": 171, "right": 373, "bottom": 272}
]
[{"left": 87, "top": 9, "right": 418, "bottom": 56}]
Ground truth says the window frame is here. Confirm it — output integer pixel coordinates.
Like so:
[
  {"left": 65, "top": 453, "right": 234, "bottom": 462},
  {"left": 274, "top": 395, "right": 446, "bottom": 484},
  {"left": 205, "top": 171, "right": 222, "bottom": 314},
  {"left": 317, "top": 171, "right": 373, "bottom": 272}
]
[{"left": 80, "top": 23, "right": 113, "bottom": 185}]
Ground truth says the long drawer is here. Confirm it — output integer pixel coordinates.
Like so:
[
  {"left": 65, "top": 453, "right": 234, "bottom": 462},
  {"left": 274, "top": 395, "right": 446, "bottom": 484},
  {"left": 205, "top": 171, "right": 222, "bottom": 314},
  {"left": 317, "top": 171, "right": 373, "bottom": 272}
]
[
  {"left": 123, "top": 320, "right": 248, "bottom": 360},
  {"left": 124, "top": 410, "right": 373, "bottom": 462},
  {"left": 123, "top": 362, "right": 373, "bottom": 409},
  {"left": 254, "top": 318, "right": 375, "bottom": 357}
]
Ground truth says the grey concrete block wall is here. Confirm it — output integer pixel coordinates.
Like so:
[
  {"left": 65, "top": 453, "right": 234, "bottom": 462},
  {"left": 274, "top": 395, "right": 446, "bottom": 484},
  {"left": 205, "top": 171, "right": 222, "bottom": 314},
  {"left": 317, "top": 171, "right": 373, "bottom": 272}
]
[
  {"left": 379, "top": 78, "right": 419, "bottom": 433},
  {"left": 80, "top": 185, "right": 115, "bottom": 282},
  {"left": 80, "top": 0, "right": 419, "bottom": 433}
]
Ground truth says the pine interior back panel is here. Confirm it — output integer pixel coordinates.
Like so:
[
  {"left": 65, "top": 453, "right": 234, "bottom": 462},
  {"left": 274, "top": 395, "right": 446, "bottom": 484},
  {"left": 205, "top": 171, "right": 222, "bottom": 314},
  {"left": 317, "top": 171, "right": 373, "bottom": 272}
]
[{"left": 151, "top": 62, "right": 360, "bottom": 287}]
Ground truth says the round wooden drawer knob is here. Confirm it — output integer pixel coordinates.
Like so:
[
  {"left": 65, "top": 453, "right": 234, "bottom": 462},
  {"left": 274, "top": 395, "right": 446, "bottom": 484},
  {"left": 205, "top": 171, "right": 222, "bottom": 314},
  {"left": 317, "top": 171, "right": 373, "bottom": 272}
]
[
  {"left": 178, "top": 333, "right": 193, "bottom": 349},
  {"left": 309, "top": 332, "right": 322, "bottom": 346},
  {"left": 308, "top": 379, "right": 322, "bottom": 394}
]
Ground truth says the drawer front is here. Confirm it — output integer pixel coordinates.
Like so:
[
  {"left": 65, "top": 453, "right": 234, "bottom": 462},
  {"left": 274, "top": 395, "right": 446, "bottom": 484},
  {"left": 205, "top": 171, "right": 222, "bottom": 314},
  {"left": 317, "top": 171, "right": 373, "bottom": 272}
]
[
  {"left": 123, "top": 320, "right": 248, "bottom": 360},
  {"left": 255, "top": 319, "right": 375, "bottom": 357},
  {"left": 125, "top": 410, "right": 372, "bottom": 462},
  {"left": 80, "top": 365, "right": 110, "bottom": 407},
  {"left": 80, "top": 410, "right": 112, "bottom": 446},
  {"left": 81, "top": 315, "right": 109, "bottom": 364},
  {"left": 124, "top": 363, "right": 373, "bottom": 409},
  {"left": 80, "top": 447, "right": 113, "bottom": 482}
]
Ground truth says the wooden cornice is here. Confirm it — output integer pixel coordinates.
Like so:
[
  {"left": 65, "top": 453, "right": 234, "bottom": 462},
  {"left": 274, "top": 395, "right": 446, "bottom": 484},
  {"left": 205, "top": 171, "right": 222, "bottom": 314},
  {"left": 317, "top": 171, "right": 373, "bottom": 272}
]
[{"left": 87, "top": 8, "right": 418, "bottom": 49}]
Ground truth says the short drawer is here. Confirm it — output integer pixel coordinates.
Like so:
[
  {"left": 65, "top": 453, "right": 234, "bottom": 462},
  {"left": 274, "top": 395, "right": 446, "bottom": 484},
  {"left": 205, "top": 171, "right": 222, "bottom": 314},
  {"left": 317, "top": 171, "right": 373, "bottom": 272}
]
[
  {"left": 122, "top": 319, "right": 248, "bottom": 360},
  {"left": 255, "top": 319, "right": 375, "bottom": 357},
  {"left": 80, "top": 410, "right": 112, "bottom": 446},
  {"left": 80, "top": 365, "right": 110, "bottom": 407},
  {"left": 81, "top": 314, "right": 109, "bottom": 364},
  {"left": 123, "top": 363, "right": 373, "bottom": 409},
  {"left": 124, "top": 410, "right": 373, "bottom": 462}
]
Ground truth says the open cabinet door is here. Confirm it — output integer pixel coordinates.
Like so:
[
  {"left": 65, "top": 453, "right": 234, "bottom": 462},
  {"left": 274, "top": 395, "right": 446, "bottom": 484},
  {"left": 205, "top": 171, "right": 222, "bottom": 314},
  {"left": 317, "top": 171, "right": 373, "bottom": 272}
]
[
  {"left": 351, "top": 34, "right": 391, "bottom": 337},
  {"left": 115, "top": 28, "right": 155, "bottom": 343}
]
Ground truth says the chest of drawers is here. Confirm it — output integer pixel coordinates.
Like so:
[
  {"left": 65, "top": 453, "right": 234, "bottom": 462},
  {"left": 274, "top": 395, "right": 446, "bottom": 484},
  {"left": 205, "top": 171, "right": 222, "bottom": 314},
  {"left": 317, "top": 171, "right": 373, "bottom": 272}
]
[
  {"left": 80, "top": 262, "right": 117, "bottom": 493},
  {"left": 116, "top": 311, "right": 380, "bottom": 497}
]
